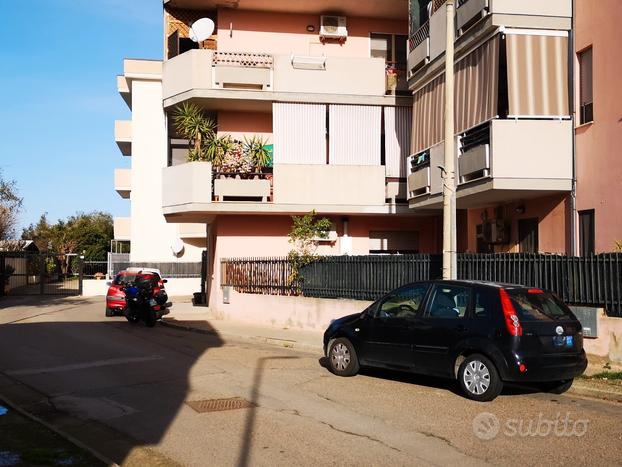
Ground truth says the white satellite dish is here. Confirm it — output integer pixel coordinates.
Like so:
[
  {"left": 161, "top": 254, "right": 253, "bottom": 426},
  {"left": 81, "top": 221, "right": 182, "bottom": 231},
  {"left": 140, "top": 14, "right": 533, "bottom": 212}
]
[
  {"left": 171, "top": 238, "right": 184, "bottom": 256},
  {"left": 189, "top": 18, "right": 215, "bottom": 43}
]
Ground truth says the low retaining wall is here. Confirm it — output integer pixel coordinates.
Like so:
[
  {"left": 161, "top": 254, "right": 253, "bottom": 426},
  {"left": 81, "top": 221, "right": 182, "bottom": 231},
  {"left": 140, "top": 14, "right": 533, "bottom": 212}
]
[
  {"left": 82, "top": 278, "right": 202, "bottom": 297},
  {"left": 212, "top": 288, "right": 371, "bottom": 331},
  {"left": 583, "top": 310, "right": 622, "bottom": 364}
]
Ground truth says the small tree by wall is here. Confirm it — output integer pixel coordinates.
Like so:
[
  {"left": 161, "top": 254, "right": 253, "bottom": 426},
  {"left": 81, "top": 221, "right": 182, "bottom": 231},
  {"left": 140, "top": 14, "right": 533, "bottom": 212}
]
[{"left": 287, "top": 210, "right": 332, "bottom": 287}]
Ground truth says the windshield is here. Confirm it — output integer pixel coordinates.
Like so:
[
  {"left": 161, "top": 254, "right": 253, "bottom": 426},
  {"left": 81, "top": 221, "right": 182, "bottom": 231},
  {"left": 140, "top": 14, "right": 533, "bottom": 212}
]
[
  {"left": 113, "top": 274, "right": 139, "bottom": 285},
  {"left": 507, "top": 289, "right": 574, "bottom": 321}
]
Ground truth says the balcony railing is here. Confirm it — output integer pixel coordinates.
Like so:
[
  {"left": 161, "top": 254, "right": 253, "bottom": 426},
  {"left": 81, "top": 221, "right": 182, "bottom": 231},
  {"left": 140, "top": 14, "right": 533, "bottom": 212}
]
[
  {"left": 212, "top": 51, "right": 273, "bottom": 69},
  {"left": 408, "top": 21, "right": 430, "bottom": 52}
]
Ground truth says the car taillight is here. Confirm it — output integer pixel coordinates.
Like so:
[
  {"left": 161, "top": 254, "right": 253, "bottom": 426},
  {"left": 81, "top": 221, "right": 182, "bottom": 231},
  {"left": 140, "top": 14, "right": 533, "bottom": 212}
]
[
  {"left": 527, "top": 288, "right": 544, "bottom": 294},
  {"left": 499, "top": 289, "right": 522, "bottom": 336}
]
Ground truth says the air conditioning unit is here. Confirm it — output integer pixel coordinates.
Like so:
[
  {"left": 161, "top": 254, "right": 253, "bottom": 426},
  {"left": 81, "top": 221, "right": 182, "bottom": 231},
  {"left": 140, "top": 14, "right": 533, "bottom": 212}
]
[
  {"left": 320, "top": 15, "right": 347, "bottom": 42},
  {"left": 478, "top": 219, "right": 510, "bottom": 245}
]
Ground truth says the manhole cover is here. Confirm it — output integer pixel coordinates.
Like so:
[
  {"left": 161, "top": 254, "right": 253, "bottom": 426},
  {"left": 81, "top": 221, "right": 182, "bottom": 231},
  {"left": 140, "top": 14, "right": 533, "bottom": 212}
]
[{"left": 186, "top": 398, "right": 254, "bottom": 413}]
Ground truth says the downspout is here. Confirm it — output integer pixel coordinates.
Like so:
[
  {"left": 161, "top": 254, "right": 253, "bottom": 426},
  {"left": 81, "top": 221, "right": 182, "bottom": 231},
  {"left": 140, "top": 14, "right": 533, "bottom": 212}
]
[{"left": 569, "top": 0, "right": 578, "bottom": 256}]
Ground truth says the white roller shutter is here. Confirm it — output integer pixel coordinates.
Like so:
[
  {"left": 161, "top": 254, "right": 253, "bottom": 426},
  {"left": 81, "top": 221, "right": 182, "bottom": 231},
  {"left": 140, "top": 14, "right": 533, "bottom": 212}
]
[
  {"left": 384, "top": 106, "right": 412, "bottom": 178},
  {"left": 273, "top": 103, "right": 326, "bottom": 164},
  {"left": 329, "top": 105, "right": 381, "bottom": 165}
]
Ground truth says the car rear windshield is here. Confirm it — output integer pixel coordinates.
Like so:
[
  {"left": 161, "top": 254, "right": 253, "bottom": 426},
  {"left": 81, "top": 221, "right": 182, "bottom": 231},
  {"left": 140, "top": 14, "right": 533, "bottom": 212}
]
[
  {"left": 507, "top": 289, "right": 574, "bottom": 321},
  {"left": 113, "top": 274, "right": 139, "bottom": 285}
]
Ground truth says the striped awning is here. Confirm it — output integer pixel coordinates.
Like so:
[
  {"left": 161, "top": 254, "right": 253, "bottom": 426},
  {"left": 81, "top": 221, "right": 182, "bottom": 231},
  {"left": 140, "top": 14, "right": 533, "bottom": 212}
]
[
  {"left": 455, "top": 35, "right": 500, "bottom": 134},
  {"left": 411, "top": 73, "right": 445, "bottom": 155},
  {"left": 506, "top": 32, "right": 570, "bottom": 117},
  {"left": 273, "top": 103, "right": 326, "bottom": 164},
  {"left": 384, "top": 106, "right": 412, "bottom": 178}
]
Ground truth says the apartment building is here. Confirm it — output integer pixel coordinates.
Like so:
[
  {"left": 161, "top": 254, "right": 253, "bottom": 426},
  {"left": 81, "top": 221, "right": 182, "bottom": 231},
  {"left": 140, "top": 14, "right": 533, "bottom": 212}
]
[
  {"left": 574, "top": 0, "right": 622, "bottom": 255},
  {"left": 114, "top": 0, "right": 442, "bottom": 303},
  {"left": 406, "top": 0, "right": 574, "bottom": 254}
]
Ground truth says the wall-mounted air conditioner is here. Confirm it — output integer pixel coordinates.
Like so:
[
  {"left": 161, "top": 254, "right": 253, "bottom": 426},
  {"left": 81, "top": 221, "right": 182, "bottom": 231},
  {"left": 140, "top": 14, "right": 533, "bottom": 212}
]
[{"left": 320, "top": 15, "right": 347, "bottom": 42}]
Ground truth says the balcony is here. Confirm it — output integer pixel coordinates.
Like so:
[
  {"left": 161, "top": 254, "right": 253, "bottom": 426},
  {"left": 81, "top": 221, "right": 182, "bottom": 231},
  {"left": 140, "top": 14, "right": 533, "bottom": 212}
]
[
  {"left": 407, "top": 119, "right": 572, "bottom": 209},
  {"left": 407, "top": 143, "right": 444, "bottom": 200},
  {"left": 162, "top": 162, "right": 411, "bottom": 221},
  {"left": 162, "top": 49, "right": 401, "bottom": 109},
  {"left": 114, "top": 120, "right": 132, "bottom": 156},
  {"left": 407, "top": 22, "right": 430, "bottom": 77},
  {"left": 114, "top": 217, "right": 131, "bottom": 241},
  {"left": 114, "top": 168, "right": 131, "bottom": 199}
]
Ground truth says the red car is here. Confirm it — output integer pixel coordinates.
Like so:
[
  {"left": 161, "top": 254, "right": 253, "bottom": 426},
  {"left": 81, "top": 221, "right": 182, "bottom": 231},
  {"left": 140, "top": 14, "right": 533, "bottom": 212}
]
[{"left": 105, "top": 268, "right": 166, "bottom": 317}]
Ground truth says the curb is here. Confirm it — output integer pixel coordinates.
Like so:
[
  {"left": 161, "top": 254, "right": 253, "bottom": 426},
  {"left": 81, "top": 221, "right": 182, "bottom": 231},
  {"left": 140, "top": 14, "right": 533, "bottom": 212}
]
[
  {"left": 0, "top": 393, "right": 120, "bottom": 467},
  {"left": 569, "top": 382, "right": 622, "bottom": 403}
]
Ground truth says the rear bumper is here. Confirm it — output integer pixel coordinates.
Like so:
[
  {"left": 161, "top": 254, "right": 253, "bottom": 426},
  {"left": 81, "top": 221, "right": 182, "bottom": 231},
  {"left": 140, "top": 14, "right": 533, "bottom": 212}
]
[{"left": 502, "top": 350, "right": 588, "bottom": 383}]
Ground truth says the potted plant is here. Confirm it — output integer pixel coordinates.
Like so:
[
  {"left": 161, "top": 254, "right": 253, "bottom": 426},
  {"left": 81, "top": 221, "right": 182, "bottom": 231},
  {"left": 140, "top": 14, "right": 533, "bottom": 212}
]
[
  {"left": 243, "top": 135, "right": 271, "bottom": 173},
  {"left": 173, "top": 102, "right": 217, "bottom": 163}
]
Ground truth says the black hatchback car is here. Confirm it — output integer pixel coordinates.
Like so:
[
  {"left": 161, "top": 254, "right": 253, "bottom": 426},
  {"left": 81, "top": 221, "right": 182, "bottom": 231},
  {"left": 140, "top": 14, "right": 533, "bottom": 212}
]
[{"left": 323, "top": 280, "right": 588, "bottom": 401}]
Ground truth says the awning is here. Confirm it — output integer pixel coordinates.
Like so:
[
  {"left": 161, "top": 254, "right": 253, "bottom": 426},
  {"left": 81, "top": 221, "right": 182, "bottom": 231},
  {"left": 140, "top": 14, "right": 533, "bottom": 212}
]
[
  {"left": 506, "top": 32, "right": 570, "bottom": 117},
  {"left": 384, "top": 106, "right": 412, "bottom": 178},
  {"left": 329, "top": 105, "right": 382, "bottom": 165},
  {"left": 411, "top": 73, "right": 445, "bottom": 155},
  {"left": 273, "top": 103, "right": 326, "bottom": 164}
]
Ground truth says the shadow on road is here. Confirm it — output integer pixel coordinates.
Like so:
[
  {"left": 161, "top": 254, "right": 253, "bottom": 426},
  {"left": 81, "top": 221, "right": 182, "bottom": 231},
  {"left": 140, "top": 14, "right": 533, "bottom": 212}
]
[
  {"left": 318, "top": 356, "right": 547, "bottom": 399},
  {"left": 0, "top": 297, "right": 227, "bottom": 465}
]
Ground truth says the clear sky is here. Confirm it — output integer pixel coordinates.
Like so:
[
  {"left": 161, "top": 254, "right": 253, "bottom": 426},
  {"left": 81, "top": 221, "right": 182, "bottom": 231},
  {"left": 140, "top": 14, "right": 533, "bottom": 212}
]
[{"left": 0, "top": 0, "right": 162, "bottom": 234}]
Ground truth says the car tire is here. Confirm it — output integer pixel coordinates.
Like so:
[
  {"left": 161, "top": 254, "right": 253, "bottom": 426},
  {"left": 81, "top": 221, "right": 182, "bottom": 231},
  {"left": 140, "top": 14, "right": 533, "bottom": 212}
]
[
  {"left": 328, "top": 338, "right": 359, "bottom": 377},
  {"left": 144, "top": 310, "right": 156, "bottom": 327},
  {"left": 105, "top": 308, "right": 114, "bottom": 317},
  {"left": 542, "top": 379, "right": 574, "bottom": 394},
  {"left": 458, "top": 354, "right": 503, "bottom": 402}
]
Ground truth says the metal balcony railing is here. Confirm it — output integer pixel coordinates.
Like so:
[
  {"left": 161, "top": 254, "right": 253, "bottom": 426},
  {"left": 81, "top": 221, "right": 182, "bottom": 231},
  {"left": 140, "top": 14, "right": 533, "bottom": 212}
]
[{"left": 408, "top": 21, "right": 430, "bottom": 52}]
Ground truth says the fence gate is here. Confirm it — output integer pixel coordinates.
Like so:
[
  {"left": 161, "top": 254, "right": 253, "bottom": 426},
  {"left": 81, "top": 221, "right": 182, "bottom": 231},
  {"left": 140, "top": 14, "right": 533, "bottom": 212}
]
[{"left": 0, "top": 252, "right": 83, "bottom": 297}]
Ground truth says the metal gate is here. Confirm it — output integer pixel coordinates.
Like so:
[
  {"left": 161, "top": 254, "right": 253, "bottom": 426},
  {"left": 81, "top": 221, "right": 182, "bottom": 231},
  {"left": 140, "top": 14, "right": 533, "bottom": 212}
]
[{"left": 0, "top": 252, "right": 83, "bottom": 297}]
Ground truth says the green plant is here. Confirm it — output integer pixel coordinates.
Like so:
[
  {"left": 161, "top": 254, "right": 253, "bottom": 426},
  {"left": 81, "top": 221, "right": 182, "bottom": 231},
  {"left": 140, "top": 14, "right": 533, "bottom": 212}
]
[
  {"left": 243, "top": 135, "right": 271, "bottom": 172},
  {"left": 287, "top": 210, "right": 332, "bottom": 288},
  {"left": 172, "top": 102, "right": 217, "bottom": 163},
  {"left": 2, "top": 264, "right": 14, "bottom": 285},
  {"left": 45, "top": 258, "right": 57, "bottom": 275}
]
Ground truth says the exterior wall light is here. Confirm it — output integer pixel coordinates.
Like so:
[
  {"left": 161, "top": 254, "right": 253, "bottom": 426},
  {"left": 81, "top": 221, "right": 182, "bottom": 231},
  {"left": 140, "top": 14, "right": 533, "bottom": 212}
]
[{"left": 306, "top": 25, "right": 316, "bottom": 32}]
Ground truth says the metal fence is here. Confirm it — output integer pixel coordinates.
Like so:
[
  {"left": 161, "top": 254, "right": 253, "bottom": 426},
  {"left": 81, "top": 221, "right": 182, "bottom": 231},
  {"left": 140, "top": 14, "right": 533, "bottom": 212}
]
[
  {"left": 221, "top": 254, "right": 622, "bottom": 316},
  {"left": 109, "top": 262, "right": 202, "bottom": 278},
  {"left": 83, "top": 261, "right": 108, "bottom": 279}
]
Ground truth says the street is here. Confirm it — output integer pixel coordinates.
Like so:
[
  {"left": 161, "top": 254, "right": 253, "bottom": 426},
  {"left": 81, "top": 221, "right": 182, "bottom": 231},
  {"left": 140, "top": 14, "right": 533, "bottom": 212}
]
[{"left": 0, "top": 297, "right": 621, "bottom": 467}]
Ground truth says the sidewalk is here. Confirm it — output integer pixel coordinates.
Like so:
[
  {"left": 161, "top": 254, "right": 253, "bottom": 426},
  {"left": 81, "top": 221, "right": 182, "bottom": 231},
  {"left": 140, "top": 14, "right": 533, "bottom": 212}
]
[
  {"left": 163, "top": 299, "right": 622, "bottom": 402},
  {"left": 162, "top": 299, "right": 324, "bottom": 353}
]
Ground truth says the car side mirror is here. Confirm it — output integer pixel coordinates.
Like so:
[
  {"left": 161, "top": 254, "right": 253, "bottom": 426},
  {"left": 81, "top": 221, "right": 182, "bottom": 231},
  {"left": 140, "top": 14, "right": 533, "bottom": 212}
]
[
  {"left": 106, "top": 281, "right": 112, "bottom": 286},
  {"left": 162, "top": 279, "right": 168, "bottom": 284}
]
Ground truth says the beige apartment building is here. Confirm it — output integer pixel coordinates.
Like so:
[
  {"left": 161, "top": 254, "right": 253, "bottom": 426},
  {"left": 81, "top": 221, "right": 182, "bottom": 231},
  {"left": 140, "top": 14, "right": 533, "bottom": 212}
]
[
  {"left": 114, "top": 0, "right": 440, "bottom": 304},
  {"left": 406, "top": 0, "right": 574, "bottom": 254}
]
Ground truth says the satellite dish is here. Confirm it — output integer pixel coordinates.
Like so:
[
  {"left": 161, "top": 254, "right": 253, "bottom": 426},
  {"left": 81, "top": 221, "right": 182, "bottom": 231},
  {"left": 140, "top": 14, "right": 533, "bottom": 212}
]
[
  {"left": 171, "top": 238, "right": 184, "bottom": 256},
  {"left": 189, "top": 18, "right": 215, "bottom": 43}
]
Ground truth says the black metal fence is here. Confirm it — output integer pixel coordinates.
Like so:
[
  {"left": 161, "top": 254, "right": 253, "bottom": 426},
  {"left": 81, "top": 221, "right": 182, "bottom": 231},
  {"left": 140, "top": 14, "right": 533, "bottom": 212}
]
[
  {"left": 221, "top": 253, "right": 622, "bottom": 316},
  {"left": 83, "top": 261, "right": 108, "bottom": 278}
]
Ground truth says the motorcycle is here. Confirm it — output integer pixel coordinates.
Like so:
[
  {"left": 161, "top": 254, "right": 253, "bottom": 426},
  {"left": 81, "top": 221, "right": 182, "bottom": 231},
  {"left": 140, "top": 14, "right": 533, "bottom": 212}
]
[{"left": 123, "top": 275, "right": 171, "bottom": 327}]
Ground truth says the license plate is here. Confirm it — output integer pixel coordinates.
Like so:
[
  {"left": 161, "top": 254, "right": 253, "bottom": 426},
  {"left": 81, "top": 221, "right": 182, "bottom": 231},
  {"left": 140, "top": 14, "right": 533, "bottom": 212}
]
[
  {"left": 566, "top": 335, "right": 573, "bottom": 347},
  {"left": 553, "top": 335, "right": 574, "bottom": 347},
  {"left": 149, "top": 299, "right": 157, "bottom": 306}
]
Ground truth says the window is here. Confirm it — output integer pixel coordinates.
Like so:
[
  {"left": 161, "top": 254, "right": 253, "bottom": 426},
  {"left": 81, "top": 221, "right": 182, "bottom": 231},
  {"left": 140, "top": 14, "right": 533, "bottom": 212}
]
[
  {"left": 579, "top": 47, "right": 593, "bottom": 124},
  {"left": 369, "top": 231, "right": 419, "bottom": 254},
  {"left": 474, "top": 289, "right": 494, "bottom": 319},
  {"left": 377, "top": 284, "right": 429, "bottom": 320},
  {"left": 427, "top": 285, "right": 471, "bottom": 319},
  {"left": 370, "top": 33, "right": 408, "bottom": 70},
  {"left": 579, "top": 209, "right": 595, "bottom": 256}
]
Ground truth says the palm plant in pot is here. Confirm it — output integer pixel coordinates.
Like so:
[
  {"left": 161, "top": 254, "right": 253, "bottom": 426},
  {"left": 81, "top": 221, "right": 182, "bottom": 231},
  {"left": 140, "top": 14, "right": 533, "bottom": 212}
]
[
  {"left": 243, "top": 135, "right": 271, "bottom": 173},
  {"left": 173, "top": 102, "right": 218, "bottom": 163}
]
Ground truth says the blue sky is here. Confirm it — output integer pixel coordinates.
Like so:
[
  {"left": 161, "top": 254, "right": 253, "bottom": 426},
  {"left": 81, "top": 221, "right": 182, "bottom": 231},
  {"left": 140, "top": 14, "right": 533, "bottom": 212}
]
[{"left": 0, "top": 0, "right": 162, "bottom": 234}]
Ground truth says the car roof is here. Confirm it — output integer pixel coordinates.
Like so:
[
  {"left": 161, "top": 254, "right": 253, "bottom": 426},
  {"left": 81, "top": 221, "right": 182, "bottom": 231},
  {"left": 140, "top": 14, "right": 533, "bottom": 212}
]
[{"left": 406, "top": 279, "right": 535, "bottom": 290}]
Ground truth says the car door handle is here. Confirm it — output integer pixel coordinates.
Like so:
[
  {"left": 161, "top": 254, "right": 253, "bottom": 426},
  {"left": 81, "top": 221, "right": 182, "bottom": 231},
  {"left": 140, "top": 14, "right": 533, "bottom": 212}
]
[{"left": 455, "top": 325, "right": 468, "bottom": 333}]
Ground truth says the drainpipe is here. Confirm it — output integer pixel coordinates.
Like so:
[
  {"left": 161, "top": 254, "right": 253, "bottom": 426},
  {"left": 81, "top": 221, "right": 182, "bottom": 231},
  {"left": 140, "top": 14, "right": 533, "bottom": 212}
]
[{"left": 569, "top": 0, "right": 578, "bottom": 256}]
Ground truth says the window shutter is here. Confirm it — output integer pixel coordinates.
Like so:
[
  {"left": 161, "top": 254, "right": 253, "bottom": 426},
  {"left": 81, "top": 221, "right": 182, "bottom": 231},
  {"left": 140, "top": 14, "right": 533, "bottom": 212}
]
[{"left": 579, "top": 48, "right": 593, "bottom": 106}]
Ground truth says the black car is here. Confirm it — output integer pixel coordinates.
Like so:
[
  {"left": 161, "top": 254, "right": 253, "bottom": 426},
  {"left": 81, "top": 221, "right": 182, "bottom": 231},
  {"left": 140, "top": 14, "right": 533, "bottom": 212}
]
[{"left": 323, "top": 280, "right": 588, "bottom": 401}]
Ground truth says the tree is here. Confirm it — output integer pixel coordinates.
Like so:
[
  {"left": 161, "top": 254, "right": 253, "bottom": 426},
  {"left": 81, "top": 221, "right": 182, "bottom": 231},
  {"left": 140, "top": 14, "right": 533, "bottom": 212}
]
[
  {"left": 0, "top": 170, "right": 23, "bottom": 240},
  {"left": 287, "top": 210, "right": 332, "bottom": 287},
  {"left": 22, "top": 211, "right": 114, "bottom": 269}
]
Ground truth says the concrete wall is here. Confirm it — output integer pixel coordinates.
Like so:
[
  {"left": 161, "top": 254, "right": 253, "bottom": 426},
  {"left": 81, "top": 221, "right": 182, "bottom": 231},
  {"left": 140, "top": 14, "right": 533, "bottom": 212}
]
[
  {"left": 129, "top": 79, "right": 204, "bottom": 263},
  {"left": 217, "top": 111, "right": 273, "bottom": 143},
  {"left": 82, "top": 278, "right": 201, "bottom": 297},
  {"left": 582, "top": 310, "right": 622, "bottom": 364},
  {"left": 212, "top": 289, "right": 372, "bottom": 331},
  {"left": 575, "top": 0, "right": 622, "bottom": 253},
  {"left": 162, "top": 162, "right": 213, "bottom": 208},
  {"left": 273, "top": 164, "right": 386, "bottom": 206},
  {"left": 216, "top": 10, "right": 407, "bottom": 58}
]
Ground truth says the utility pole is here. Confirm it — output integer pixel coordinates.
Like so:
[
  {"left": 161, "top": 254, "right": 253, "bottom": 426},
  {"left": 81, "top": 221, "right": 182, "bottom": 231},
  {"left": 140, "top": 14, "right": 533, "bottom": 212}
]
[{"left": 442, "top": 0, "right": 457, "bottom": 280}]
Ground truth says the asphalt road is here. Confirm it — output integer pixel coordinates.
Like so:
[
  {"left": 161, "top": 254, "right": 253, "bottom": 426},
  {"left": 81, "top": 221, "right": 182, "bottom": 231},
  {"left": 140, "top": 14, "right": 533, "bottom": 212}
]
[{"left": 0, "top": 297, "right": 621, "bottom": 467}]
